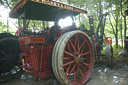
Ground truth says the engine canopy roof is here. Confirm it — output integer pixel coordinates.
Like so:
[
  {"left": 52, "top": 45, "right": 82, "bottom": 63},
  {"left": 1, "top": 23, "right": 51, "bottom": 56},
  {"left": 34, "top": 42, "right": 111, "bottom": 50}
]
[{"left": 9, "top": 0, "right": 87, "bottom": 21}]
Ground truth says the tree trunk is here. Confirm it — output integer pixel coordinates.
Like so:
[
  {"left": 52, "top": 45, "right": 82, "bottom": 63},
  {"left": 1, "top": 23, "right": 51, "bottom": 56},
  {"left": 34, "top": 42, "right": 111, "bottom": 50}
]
[
  {"left": 5, "top": 0, "right": 11, "bottom": 9},
  {"left": 98, "top": 0, "right": 103, "bottom": 36},
  {"left": 120, "top": 0, "right": 127, "bottom": 50},
  {"left": 33, "top": 20, "right": 35, "bottom": 30},
  {"left": 79, "top": 15, "right": 81, "bottom": 25},
  {"left": 99, "top": 0, "right": 102, "bottom": 19},
  {"left": 109, "top": 15, "right": 118, "bottom": 48},
  {"left": 42, "top": 21, "right": 45, "bottom": 29},
  {"left": 120, "top": 17, "right": 123, "bottom": 48},
  {"left": 115, "top": 17, "right": 118, "bottom": 48},
  {"left": 124, "top": 16, "right": 127, "bottom": 50},
  {"left": 7, "top": 18, "right": 9, "bottom": 32}
]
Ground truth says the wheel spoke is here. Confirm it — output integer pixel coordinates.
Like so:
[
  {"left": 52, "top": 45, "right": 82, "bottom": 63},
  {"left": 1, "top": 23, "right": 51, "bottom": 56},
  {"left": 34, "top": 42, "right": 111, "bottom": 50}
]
[
  {"left": 80, "top": 64, "right": 84, "bottom": 73},
  {"left": 82, "top": 51, "right": 89, "bottom": 55},
  {"left": 65, "top": 64, "right": 71, "bottom": 76},
  {"left": 81, "top": 46, "right": 85, "bottom": 54},
  {"left": 83, "top": 63, "right": 89, "bottom": 67},
  {"left": 73, "top": 70, "right": 76, "bottom": 82},
  {"left": 74, "top": 36, "right": 78, "bottom": 47},
  {"left": 68, "top": 64, "right": 76, "bottom": 78},
  {"left": 67, "top": 43, "right": 71, "bottom": 52},
  {"left": 63, "top": 60, "right": 75, "bottom": 66},
  {"left": 14, "top": 49, "right": 20, "bottom": 55},
  {"left": 77, "top": 38, "right": 80, "bottom": 52},
  {"left": 0, "top": 50, "right": 8, "bottom": 57},
  {"left": 64, "top": 51, "right": 73, "bottom": 57},
  {"left": 69, "top": 40, "right": 76, "bottom": 52},
  {"left": 76, "top": 66, "right": 79, "bottom": 81},
  {"left": 63, "top": 57, "right": 71, "bottom": 60},
  {"left": 78, "top": 67, "right": 84, "bottom": 77},
  {"left": 79, "top": 41, "right": 86, "bottom": 51}
]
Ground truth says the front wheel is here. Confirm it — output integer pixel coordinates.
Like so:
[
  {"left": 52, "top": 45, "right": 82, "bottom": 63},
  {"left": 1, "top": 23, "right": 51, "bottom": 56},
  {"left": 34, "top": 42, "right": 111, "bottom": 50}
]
[
  {"left": 105, "top": 44, "right": 113, "bottom": 66},
  {"left": 52, "top": 30, "right": 94, "bottom": 85}
]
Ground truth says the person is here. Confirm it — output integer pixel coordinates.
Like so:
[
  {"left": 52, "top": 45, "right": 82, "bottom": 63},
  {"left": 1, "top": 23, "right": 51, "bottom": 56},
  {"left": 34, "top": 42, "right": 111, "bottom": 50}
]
[{"left": 15, "top": 28, "right": 22, "bottom": 36}]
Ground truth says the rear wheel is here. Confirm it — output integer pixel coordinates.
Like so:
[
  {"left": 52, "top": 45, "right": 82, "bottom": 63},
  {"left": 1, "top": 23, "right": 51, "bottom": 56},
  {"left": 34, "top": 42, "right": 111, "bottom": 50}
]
[
  {"left": 52, "top": 30, "right": 94, "bottom": 85},
  {"left": 0, "top": 33, "right": 22, "bottom": 81}
]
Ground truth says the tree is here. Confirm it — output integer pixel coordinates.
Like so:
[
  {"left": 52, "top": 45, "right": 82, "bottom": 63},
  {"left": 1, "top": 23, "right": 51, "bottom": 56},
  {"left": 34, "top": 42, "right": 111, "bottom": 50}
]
[
  {"left": 121, "top": 0, "right": 128, "bottom": 50},
  {"left": 0, "top": 0, "right": 18, "bottom": 8}
]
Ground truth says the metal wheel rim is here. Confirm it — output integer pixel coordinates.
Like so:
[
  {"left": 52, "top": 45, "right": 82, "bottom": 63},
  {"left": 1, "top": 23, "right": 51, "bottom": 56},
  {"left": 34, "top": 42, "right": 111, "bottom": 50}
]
[{"left": 52, "top": 30, "right": 94, "bottom": 85}]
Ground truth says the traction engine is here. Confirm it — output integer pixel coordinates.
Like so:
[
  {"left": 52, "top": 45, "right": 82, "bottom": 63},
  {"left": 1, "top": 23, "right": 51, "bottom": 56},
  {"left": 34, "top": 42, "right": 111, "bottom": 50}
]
[
  {"left": 9, "top": 0, "right": 113, "bottom": 84},
  {"left": 87, "top": 13, "right": 113, "bottom": 66}
]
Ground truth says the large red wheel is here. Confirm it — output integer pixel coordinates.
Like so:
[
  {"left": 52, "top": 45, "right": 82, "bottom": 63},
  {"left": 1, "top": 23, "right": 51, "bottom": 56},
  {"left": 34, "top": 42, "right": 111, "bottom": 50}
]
[{"left": 52, "top": 30, "right": 94, "bottom": 85}]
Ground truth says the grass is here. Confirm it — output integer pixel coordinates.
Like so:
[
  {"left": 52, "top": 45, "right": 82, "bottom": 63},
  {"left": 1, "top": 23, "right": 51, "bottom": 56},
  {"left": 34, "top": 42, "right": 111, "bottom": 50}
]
[{"left": 101, "top": 46, "right": 124, "bottom": 58}]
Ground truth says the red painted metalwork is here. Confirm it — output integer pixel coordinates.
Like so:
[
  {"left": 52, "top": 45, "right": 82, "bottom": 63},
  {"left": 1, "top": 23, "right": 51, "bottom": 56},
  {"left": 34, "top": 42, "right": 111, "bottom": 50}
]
[
  {"left": 96, "top": 43, "right": 100, "bottom": 53},
  {"left": 54, "top": 26, "right": 76, "bottom": 42},
  {"left": 103, "top": 36, "right": 112, "bottom": 45},
  {"left": 19, "top": 35, "right": 53, "bottom": 79},
  {"left": 19, "top": 35, "right": 45, "bottom": 45},
  {"left": 105, "top": 36, "right": 112, "bottom": 45},
  {"left": 54, "top": 27, "right": 70, "bottom": 42},
  {"left": 84, "top": 32, "right": 91, "bottom": 36}
]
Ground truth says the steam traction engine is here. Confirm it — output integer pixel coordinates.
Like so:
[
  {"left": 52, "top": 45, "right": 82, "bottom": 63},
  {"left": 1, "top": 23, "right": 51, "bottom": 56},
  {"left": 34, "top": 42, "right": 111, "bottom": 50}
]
[
  {"left": 9, "top": 0, "right": 112, "bottom": 84},
  {"left": 88, "top": 14, "right": 113, "bottom": 66}
]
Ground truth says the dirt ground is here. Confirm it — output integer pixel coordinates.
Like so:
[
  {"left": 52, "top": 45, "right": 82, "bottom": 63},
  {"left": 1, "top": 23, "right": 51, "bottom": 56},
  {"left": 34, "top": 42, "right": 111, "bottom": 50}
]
[{"left": 0, "top": 57, "right": 128, "bottom": 85}]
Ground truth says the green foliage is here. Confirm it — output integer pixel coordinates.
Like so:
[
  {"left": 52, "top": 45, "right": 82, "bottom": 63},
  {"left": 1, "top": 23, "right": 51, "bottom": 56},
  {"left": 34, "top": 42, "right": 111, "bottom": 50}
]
[
  {"left": 113, "top": 48, "right": 123, "bottom": 58},
  {"left": 113, "top": 44, "right": 123, "bottom": 49},
  {"left": 0, "top": 20, "right": 16, "bottom": 35},
  {"left": 27, "top": 20, "right": 44, "bottom": 32},
  {"left": 0, "top": 0, "right": 18, "bottom": 8},
  {"left": 0, "top": 21, "right": 8, "bottom": 33}
]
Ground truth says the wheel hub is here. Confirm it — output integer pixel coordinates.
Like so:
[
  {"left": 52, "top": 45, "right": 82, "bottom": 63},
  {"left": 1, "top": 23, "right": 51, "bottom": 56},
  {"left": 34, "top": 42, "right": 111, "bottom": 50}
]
[{"left": 74, "top": 53, "right": 84, "bottom": 64}]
